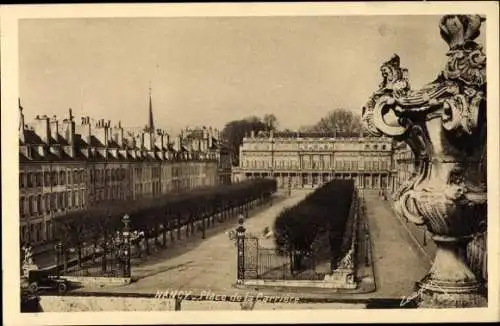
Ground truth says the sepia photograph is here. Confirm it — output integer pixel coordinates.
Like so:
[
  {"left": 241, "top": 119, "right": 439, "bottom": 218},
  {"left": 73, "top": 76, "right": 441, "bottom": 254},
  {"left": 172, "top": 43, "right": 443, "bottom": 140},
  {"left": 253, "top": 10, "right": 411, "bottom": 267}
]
[{"left": 1, "top": 2, "right": 499, "bottom": 325}]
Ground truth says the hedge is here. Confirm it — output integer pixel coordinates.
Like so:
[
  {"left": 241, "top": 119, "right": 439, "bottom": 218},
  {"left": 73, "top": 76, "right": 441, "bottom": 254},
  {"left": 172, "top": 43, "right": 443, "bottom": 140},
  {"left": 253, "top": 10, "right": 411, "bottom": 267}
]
[
  {"left": 53, "top": 178, "right": 277, "bottom": 250},
  {"left": 273, "top": 179, "right": 355, "bottom": 268}
]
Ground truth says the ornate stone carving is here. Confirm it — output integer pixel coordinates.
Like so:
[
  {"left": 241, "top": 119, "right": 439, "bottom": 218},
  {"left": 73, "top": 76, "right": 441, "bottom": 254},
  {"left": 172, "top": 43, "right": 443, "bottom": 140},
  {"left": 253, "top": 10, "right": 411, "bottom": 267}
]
[
  {"left": 362, "top": 15, "right": 487, "bottom": 308},
  {"left": 23, "top": 245, "right": 34, "bottom": 265},
  {"left": 338, "top": 248, "right": 354, "bottom": 270}
]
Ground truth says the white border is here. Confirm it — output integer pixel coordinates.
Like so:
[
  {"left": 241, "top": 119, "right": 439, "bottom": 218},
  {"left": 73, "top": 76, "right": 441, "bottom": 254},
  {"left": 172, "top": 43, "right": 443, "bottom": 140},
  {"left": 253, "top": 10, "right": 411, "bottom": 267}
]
[{"left": 2, "top": 2, "right": 499, "bottom": 325}]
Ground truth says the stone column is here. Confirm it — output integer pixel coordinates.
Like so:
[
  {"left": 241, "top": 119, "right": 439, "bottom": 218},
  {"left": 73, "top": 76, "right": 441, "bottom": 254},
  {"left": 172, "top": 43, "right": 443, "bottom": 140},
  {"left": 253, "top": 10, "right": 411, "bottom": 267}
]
[{"left": 361, "top": 15, "right": 487, "bottom": 308}]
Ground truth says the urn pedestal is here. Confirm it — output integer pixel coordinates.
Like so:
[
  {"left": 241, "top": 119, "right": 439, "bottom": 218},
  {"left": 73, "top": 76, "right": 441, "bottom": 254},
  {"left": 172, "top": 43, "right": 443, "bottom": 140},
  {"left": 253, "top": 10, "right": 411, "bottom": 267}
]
[
  {"left": 361, "top": 15, "right": 487, "bottom": 308},
  {"left": 401, "top": 190, "right": 487, "bottom": 307}
]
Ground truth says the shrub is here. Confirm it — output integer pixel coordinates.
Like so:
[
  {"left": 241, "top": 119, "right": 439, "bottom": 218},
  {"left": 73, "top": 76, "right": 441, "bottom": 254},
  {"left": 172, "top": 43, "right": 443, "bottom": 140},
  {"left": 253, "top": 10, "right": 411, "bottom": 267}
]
[
  {"left": 273, "top": 179, "right": 355, "bottom": 265},
  {"left": 53, "top": 178, "right": 277, "bottom": 250}
]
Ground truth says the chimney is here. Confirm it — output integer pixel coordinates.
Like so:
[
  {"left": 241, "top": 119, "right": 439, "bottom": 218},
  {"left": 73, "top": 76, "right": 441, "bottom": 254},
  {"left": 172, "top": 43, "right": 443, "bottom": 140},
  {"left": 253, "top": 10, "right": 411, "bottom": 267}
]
[
  {"left": 93, "top": 118, "right": 108, "bottom": 147},
  {"left": 162, "top": 133, "right": 170, "bottom": 151},
  {"left": 137, "top": 132, "right": 144, "bottom": 149},
  {"left": 154, "top": 130, "right": 163, "bottom": 151},
  {"left": 173, "top": 135, "right": 182, "bottom": 152},
  {"left": 62, "top": 108, "right": 76, "bottom": 158},
  {"left": 77, "top": 116, "right": 92, "bottom": 145},
  {"left": 49, "top": 115, "right": 59, "bottom": 142},
  {"left": 33, "top": 115, "right": 51, "bottom": 145},
  {"left": 208, "top": 128, "right": 213, "bottom": 149},
  {"left": 144, "top": 131, "right": 153, "bottom": 151},
  {"left": 62, "top": 109, "right": 75, "bottom": 144},
  {"left": 112, "top": 122, "right": 124, "bottom": 148}
]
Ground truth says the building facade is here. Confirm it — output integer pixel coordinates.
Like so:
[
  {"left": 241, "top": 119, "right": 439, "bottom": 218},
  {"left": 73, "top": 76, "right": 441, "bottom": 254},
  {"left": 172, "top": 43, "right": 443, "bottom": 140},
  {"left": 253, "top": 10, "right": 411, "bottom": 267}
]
[
  {"left": 180, "top": 126, "right": 232, "bottom": 185},
  {"left": 18, "top": 98, "right": 220, "bottom": 247},
  {"left": 392, "top": 141, "right": 415, "bottom": 192},
  {"left": 232, "top": 131, "right": 394, "bottom": 190}
]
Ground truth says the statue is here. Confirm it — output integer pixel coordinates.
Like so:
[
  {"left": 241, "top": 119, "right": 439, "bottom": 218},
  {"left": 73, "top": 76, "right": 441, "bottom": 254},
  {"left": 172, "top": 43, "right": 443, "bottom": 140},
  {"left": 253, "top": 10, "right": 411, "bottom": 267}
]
[
  {"left": 23, "top": 245, "right": 34, "bottom": 266},
  {"left": 361, "top": 15, "right": 487, "bottom": 308},
  {"left": 338, "top": 248, "right": 354, "bottom": 270},
  {"left": 21, "top": 244, "right": 38, "bottom": 279}
]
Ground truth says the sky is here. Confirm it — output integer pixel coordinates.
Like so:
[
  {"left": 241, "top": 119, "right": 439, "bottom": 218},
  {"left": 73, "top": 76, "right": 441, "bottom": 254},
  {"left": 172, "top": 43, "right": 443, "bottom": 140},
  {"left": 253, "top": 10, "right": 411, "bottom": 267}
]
[{"left": 19, "top": 15, "right": 486, "bottom": 134}]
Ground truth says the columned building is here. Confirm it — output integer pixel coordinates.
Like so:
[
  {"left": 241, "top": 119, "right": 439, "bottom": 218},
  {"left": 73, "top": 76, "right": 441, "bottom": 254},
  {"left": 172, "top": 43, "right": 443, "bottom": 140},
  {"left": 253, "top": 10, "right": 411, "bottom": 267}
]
[
  {"left": 232, "top": 130, "right": 394, "bottom": 190},
  {"left": 392, "top": 141, "right": 415, "bottom": 192}
]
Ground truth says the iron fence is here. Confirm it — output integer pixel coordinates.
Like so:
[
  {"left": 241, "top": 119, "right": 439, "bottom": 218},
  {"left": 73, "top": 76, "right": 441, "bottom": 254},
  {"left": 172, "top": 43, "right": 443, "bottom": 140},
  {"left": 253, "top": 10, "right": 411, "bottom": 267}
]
[
  {"left": 52, "top": 237, "right": 129, "bottom": 278},
  {"left": 243, "top": 236, "right": 327, "bottom": 281}
]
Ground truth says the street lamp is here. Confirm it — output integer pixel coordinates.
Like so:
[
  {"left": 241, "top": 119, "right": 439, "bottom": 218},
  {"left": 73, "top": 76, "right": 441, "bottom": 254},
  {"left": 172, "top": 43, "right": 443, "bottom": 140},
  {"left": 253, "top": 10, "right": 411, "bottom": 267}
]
[
  {"left": 121, "top": 214, "right": 131, "bottom": 278},
  {"left": 54, "top": 241, "right": 63, "bottom": 276},
  {"left": 236, "top": 216, "right": 246, "bottom": 284}
]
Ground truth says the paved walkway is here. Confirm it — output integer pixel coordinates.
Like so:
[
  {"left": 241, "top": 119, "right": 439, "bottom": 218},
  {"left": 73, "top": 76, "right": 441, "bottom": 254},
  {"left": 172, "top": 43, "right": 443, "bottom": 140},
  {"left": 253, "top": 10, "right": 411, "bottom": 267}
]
[
  {"left": 362, "top": 193, "right": 432, "bottom": 298},
  {"left": 70, "top": 190, "right": 434, "bottom": 304},
  {"left": 107, "top": 191, "right": 311, "bottom": 294}
]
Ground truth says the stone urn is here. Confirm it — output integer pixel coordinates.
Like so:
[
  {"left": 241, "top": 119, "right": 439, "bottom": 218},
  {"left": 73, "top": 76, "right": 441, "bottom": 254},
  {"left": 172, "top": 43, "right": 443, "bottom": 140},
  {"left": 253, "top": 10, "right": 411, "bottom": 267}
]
[{"left": 361, "top": 15, "right": 487, "bottom": 308}]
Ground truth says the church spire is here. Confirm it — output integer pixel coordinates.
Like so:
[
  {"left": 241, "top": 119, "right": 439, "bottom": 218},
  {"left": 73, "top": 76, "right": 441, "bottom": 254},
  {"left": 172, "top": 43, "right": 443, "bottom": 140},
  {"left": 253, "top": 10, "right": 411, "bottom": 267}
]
[{"left": 147, "top": 81, "right": 155, "bottom": 133}]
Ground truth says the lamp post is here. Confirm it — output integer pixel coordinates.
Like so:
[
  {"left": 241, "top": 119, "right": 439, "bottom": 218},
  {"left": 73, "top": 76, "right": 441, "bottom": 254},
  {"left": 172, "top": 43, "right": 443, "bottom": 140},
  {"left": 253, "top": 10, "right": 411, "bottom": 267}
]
[
  {"left": 122, "top": 214, "right": 131, "bottom": 278},
  {"left": 236, "top": 216, "right": 246, "bottom": 285},
  {"left": 54, "top": 241, "right": 63, "bottom": 277}
]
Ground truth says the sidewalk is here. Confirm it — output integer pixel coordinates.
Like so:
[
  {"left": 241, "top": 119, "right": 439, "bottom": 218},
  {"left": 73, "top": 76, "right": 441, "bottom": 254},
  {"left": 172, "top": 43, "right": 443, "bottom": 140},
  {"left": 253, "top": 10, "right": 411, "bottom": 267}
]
[
  {"left": 362, "top": 192, "right": 431, "bottom": 298},
  {"left": 73, "top": 191, "right": 311, "bottom": 294},
  {"left": 390, "top": 206, "right": 436, "bottom": 264},
  {"left": 31, "top": 197, "right": 277, "bottom": 270}
]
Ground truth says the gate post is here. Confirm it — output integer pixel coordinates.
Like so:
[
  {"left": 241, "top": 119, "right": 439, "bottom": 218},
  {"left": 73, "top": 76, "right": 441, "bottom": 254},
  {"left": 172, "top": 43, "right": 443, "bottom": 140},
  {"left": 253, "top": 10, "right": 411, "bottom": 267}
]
[
  {"left": 121, "top": 214, "right": 131, "bottom": 278},
  {"left": 236, "top": 216, "right": 246, "bottom": 285},
  {"left": 55, "top": 241, "right": 62, "bottom": 276}
]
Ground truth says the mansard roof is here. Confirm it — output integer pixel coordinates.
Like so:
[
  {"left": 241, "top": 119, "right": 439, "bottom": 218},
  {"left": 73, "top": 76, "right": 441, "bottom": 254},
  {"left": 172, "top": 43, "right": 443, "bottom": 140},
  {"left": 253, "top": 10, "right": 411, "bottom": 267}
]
[
  {"left": 21, "top": 129, "right": 44, "bottom": 145},
  {"left": 50, "top": 134, "right": 69, "bottom": 146},
  {"left": 19, "top": 106, "right": 226, "bottom": 164},
  {"left": 19, "top": 147, "right": 75, "bottom": 162}
]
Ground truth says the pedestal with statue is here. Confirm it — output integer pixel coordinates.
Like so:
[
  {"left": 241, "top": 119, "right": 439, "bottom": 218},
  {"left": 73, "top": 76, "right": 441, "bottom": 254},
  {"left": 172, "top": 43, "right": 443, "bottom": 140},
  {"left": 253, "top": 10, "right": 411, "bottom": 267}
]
[
  {"left": 361, "top": 15, "right": 487, "bottom": 308},
  {"left": 324, "top": 248, "right": 357, "bottom": 289},
  {"left": 22, "top": 245, "right": 39, "bottom": 279}
]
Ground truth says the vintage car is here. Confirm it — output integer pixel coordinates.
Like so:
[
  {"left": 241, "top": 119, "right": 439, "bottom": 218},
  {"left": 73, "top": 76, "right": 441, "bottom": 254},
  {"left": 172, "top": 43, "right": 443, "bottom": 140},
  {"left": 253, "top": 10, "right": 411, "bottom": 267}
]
[{"left": 27, "top": 269, "right": 70, "bottom": 294}]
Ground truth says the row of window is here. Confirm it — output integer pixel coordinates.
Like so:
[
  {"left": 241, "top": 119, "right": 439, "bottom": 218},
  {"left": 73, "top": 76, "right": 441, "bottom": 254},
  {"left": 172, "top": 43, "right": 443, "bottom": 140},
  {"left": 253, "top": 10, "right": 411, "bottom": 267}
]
[
  {"left": 172, "top": 165, "right": 205, "bottom": 177},
  {"left": 395, "top": 151, "right": 414, "bottom": 160},
  {"left": 21, "top": 164, "right": 218, "bottom": 190},
  {"left": 245, "top": 143, "right": 389, "bottom": 151},
  {"left": 20, "top": 221, "right": 52, "bottom": 244},
  {"left": 133, "top": 176, "right": 216, "bottom": 196},
  {"left": 242, "top": 159, "right": 390, "bottom": 170},
  {"left": 247, "top": 173, "right": 390, "bottom": 188},
  {"left": 88, "top": 185, "right": 128, "bottom": 203},
  {"left": 134, "top": 165, "right": 209, "bottom": 180},
  {"left": 397, "top": 163, "right": 413, "bottom": 172},
  {"left": 364, "top": 144, "right": 388, "bottom": 150},
  {"left": 90, "top": 168, "right": 127, "bottom": 184},
  {"left": 20, "top": 170, "right": 86, "bottom": 189},
  {"left": 20, "top": 190, "right": 86, "bottom": 218}
]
